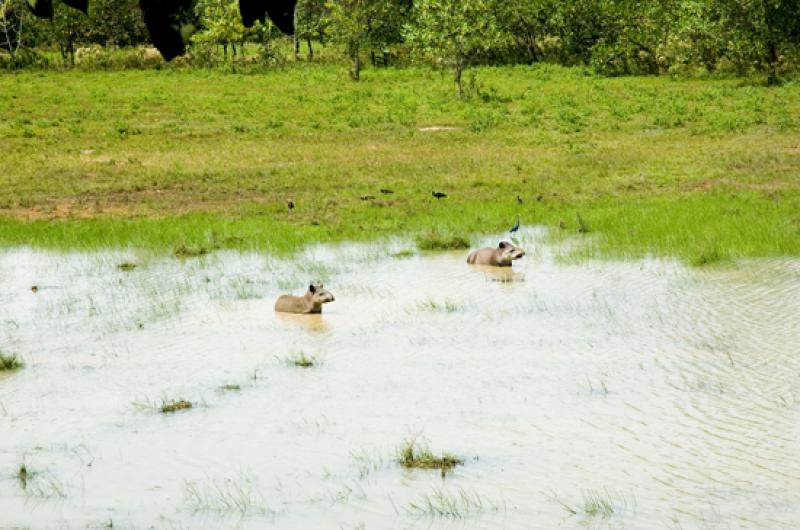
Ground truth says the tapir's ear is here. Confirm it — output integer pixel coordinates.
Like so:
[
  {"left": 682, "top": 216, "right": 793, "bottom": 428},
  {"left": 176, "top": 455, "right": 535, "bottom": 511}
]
[
  {"left": 309, "top": 284, "right": 316, "bottom": 293},
  {"left": 498, "top": 242, "right": 507, "bottom": 249}
]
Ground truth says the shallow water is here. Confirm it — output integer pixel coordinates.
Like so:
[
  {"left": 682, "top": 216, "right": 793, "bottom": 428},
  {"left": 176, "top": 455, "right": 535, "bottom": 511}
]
[{"left": 1, "top": 229, "right": 799, "bottom": 529}]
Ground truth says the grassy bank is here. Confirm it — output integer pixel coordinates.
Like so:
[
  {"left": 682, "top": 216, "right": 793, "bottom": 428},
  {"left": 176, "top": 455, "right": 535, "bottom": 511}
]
[{"left": 1, "top": 64, "right": 799, "bottom": 262}]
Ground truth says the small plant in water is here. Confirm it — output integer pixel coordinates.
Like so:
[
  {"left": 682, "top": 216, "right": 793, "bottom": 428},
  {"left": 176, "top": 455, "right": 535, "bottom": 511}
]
[
  {"left": 282, "top": 351, "right": 321, "bottom": 368},
  {"left": 549, "top": 488, "right": 630, "bottom": 520},
  {"left": 117, "top": 262, "right": 137, "bottom": 271},
  {"left": 159, "top": 399, "right": 193, "bottom": 414},
  {"left": 17, "top": 463, "right": 31, "bottom": 489},
  {"left": 406, "top": 487, "right": 502, "bottom": 518},
  {"left": 184, "top": 472, "right": 269, "bottom": 516},
  {"left": 0, "top": 352, "right": 23, "bottom": 371},
  {"left": 398, "top": 438, "right": 463, "bottom": 472},
  {"left": 391, "top": 249, "right": 416, "bottom": 259},
  {"left": 416, "top": 299, "right": 461, "bottom": 313},
  {"left": 219, "top": 384, "right": 241, "bottom": 392}
]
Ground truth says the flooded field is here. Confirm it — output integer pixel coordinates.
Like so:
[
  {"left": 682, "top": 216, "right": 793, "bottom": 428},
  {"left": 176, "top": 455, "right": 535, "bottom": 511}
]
[{"left": 1, "top": 228, "right": 799, "bottom": 529}]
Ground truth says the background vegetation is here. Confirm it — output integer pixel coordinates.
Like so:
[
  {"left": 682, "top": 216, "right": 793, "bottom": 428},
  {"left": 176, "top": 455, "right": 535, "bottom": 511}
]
[
  {"left": 2, "top": 0, "right": 800, "bottom": 83},
  {"left": 1, "top": 1, "right": 799, "bottom": 263}
]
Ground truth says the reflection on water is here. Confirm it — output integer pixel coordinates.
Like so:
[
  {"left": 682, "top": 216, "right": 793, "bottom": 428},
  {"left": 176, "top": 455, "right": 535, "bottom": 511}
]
[
  {"left": 274, "top": 311, "right": 331, "bottom": 334},
  {"left": 0, "top": 229, "right": 799, "bottom": 529}
]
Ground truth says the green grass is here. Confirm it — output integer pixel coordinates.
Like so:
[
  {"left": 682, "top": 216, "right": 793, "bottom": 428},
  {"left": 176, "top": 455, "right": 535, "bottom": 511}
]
[
  {"left": 0, "top": 352, "right": 24, "bottom": 371},
  {"left": 1, "top": 64, "right": 799, "bottom": 262},
  {"left": 416, "top": 231, "right": 471, "bottom": 251},
  {"left": 398, "top": 439, "right": 463, "bottom": 471}
]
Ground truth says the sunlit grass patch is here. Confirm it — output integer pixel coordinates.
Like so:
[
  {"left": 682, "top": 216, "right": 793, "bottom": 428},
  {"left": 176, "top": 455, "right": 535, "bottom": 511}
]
[
  {"left": 397, "top": 438, "right": 463, "bottom": 472},
  {"left": 0, "top": 352, "right": 23, "bottom": 371},
  {"left": 1, "top": 68, "right": 799, "bottom": 261}
]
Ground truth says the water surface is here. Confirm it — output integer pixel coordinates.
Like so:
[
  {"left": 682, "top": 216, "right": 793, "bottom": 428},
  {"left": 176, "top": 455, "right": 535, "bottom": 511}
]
[{"left": 1, "top": 229, "right": 799, "bottom": 528}]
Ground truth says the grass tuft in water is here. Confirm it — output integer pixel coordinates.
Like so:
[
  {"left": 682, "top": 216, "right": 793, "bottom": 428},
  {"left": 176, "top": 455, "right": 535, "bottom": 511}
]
[
  {"left": 282, "top": 351, "right": 321, "bottom": 368},
  {"left": 391, "top": 249, "right": 416, "bottom": 259},
  {"left": 398, "top": 438, "right": 463, "bottom": 471},
  {"left": 416, "top": 231, "right": 470, "bottom": 251},
  {"left": 219, "top": 384, "right": 241, "bottom": 392},
  {"left": 17, "top": 464, "right": 30, "bottom": 489},
  {"left": 406, "top": 487, "right": 502, "bottom": 518},
  {"left": 0, "top": 352, "right": 23, "bottom": 371},
  {"left": 117, "top": 261, "right": 137, "bottom": 271},
  {"left": 15, "top": 463, "right": 66, "bottom": 499},
  {"left": 416, "top": 299, "right": 462, "bottom": 313},
  {"left": 184, "top": 473, "right": 269, "bottom": 516},
  {"left": 159, "top": 398, "right": 193, "bottom": 414},
  {"left": 550, "top": 488, "right": 631, "bottom": 520}
]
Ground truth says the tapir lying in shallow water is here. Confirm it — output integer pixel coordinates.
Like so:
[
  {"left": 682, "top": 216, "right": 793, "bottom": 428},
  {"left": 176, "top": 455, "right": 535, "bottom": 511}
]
[
  {"left": 467, "top": 241, "right": 526, "bottom": 267},
  {"left": 274, "top": 284, "right": 335, "bottom": 314}
]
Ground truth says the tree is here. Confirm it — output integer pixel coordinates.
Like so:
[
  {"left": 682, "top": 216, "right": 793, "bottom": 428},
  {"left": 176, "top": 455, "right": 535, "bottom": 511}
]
[
  {"left": 50, "top": 1, "right": 92, "bottom": 64},
  {"left": 1, "top": 0, "right": 23, "bottom": 54},
  {"left": 712, "top": 0, "right": 800, "bottom": 84},
  {"left": 326, "top": 0, "right": 407, "bottom": 79},
  {"left": 295, "top": 0, "right": 327, "bottom": 60},
  {"left": 405, "top": 0, "right": 502, "bottom": 95},
  {"left": 194, "top": 0, "right": 249, "bottom": 66}
]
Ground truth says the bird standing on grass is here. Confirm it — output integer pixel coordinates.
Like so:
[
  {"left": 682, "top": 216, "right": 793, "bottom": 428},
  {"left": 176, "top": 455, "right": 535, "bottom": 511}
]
[
  {"left": 509, "top": 214, "right": 520, "bottom": 234},
  {"left": 287, "top": 200, "right": 295, "bottom": 210},
  {"left": 432, "top": 191, "right": 448, "bottom": 199}
]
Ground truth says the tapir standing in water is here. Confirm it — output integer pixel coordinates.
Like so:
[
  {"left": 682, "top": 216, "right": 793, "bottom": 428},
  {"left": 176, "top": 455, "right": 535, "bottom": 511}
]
[
  {"left": 274, "top": 284, "right": 335, "bottom": 314},
  {"left": 467, "top": 241, "right": 526, "bottom": 267}
]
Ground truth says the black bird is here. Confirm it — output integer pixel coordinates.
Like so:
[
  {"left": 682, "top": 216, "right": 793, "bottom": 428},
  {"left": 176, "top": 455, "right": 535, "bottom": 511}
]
[
  {"left": 380, "top": 188, "right": 394, "bottom": 194},
  {"left": 432, "top": 191, "right": 448, "bottom": 199},
  {"left": 509, "top": 214, "right": 520, "bottom": 234},
  {"left": 287, "top": 200, "right": 294, "bottom": 210},
  {"left": 516, "top": 195, "right": 524, "bottom": 205}
]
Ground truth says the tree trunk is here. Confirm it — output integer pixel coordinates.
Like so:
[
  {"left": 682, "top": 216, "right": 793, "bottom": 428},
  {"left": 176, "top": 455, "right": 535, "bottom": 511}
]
[
  {"left": 223, "top": 43, "right": 228, "bottom": 62},
  {"left": 455, "top": 56, "right": 464, "bottom": 97},
  {"left": 349, "top": 39, "right": 360, "bottom": 81},
  {"left": 293, "top": 33, "right": 299, "bottom": 60},
  {"left": 306, "top": 37, "right": 313, "bottom": 61},
  {"left": 766, "top": 41, "right": 779, "bottom": 85}
]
